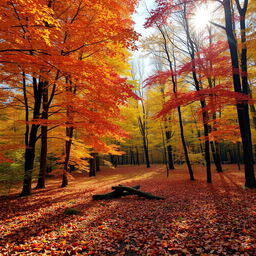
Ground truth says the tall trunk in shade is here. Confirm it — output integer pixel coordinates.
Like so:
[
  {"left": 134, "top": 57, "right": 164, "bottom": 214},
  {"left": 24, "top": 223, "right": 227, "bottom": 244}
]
[
  {"left": 160, "top": 124, "right": 169, "bottom": 176},
  {"left": 36, "top": 81, "right": 49, "bottom": 189},
  {"left": 165, "top": 130, "right": 175, "bottom": 170},
  {"left": 61, "top": 77, "right": 76, "bottom": 188},
  {"left": 135, "top": 146, "right": 140, "bottom": 165},
  {"left": 177, "top": 106, "right": 195, "bottom": 180},
  {"left": 236, "top": 142, "right": 241, "bottom": 170},
  {"left": 95, "top": 153, "right": 100, "bottom": 172},
  {"left": 89, "top": 153, "right": 96, "bottom": 177},
  {"left": 138, "top": 116, "right": 150, "bottom": 168},
  {"left": 61, "top": 126, "right": 73, "bottom": 187},
  {"left": 20, "top": 77, "right": 43, "bottom": 196},
  {"left": 210, "top": 141, "right": 223, "bottom": 173}
]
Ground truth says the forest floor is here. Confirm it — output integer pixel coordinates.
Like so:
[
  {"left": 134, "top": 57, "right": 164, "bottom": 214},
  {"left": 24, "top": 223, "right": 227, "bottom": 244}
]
[{"left": 0, "top": 164, "right": 255, "bottom": 255}]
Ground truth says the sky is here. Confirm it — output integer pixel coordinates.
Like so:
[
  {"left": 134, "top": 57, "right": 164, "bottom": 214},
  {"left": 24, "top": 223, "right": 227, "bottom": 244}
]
[
  {"left": 132, "top": 0, "right": 155, "bottom": 37},
  {"left": 131, "top": 0, "right": 156, "bottom": 80}
]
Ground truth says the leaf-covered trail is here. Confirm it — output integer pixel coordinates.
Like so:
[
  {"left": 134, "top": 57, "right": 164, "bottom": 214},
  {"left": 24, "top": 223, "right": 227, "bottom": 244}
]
[{"left": 0, "top": 165, "right": 255, "bottom": 255}]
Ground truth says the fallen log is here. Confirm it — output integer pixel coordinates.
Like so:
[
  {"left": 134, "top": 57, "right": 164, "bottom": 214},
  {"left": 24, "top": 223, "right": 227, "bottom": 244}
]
[
  {"left": 112, "top": 185, "right": 165, "bottom": 200},
  {"left": 92, "top": 185, "right": 140, "bottom": 200},
  {"left": 92, "top": 185, "right": 164, "bottom": 200}
]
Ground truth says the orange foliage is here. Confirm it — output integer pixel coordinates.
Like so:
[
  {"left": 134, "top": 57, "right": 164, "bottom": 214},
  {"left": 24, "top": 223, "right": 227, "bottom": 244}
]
[{"left": 0, "top": 0, "right": 139, "bottom": 163}]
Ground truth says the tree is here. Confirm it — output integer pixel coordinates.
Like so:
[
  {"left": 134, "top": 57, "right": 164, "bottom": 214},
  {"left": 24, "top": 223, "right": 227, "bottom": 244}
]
[
  {"left": 143, "top": 0, "right": 256, "bottom": 187},
  {"left": 131, "top": 61, "right": 151, "bottom": 168},
  {"left": 0, "top": 0, "right": 139, "bottom": 195},
  {"left": 221, "top": 0, "right": 256, "bottom": 187}
]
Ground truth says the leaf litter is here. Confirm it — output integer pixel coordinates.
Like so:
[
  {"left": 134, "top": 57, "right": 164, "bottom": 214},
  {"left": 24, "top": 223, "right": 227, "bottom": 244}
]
[{"left": 0, "top": 165, "right": 255, "bottom": 255}]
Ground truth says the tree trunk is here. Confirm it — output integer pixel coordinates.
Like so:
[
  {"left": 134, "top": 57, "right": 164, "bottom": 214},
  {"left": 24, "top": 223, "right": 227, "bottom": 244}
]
[
  {"left": 254, "top": 145, "right": 256, "bottom": 164},
  {"left": 166, "top": 131, "right": 175, "bottom": 169},
  {"left": 141, "top": 149, "right": 145, "bottom": 164},
  {"left": 229, "top": 149, "right": 235, "bottom": 163},
  {"left": 178, "top": 106, "right": 195, "bottom": 180},
  {"left": 157, "top": 18, "right": 193, "bottom": 179},
  {"left": 111, "top": 185, "right": 164, "bottom": 200},
  {"left": 166, "top": 145, "right": 174, "bottom": 169},
  {"left": 138, "top": 116, "right": 150, "bottom": 168},
  {"left": 151, "top": 152, "right": 154, "bottom": 164},
  {"left": 183, "top": 2, "right": 211, "bottom": 182},
  {"left": 209, "top": 112, "right": 223, "bottom": 172},
  {"left": 130, "top": 148, "right": 136, "bottom": 165},
  {"left": 36, "top": 125, "right": 47, "bottom": 189},
  {"left": 236, "top": 142, "right": 241, "bottom": 170},
  {"left": 207, "top": 28, "right": 223, "bottom": 174},
  {"left": 190, "top": 45, "right": 212, "bottom": 182},
  {"left": 93, "top": 185, "right": 141, "bottom": 200},
  {"left": 110, "top": 154, "right": 117, "bottom": 167},
  {"left": 199, "top": 100, "right": 211, "bottom": 183},
  {"left": 95, "top": 153, "right": 100, "bottom": 172},
  {"left": 20, "top": 78, "right": 42, "bottom": 196},
  {"left": 121, "top": 154, "right": 124, "bottom": 165},
  {"left": 61, "top": 126, "right": 73, "bottom": 187},
  {"left": 210, "top": 141, "right": 223, "bottom": 173},
  {"left": 135, "top": 146, "right": 140, "bottom": 165},
  {"left": 36, "top": 82, "right": 49, "bottom": 189},
  {"left": 21, "top": 142, "right": 36, "bottom": 196},
  {"left": 89, "top": 153, "right": 96, "bottom": 177},
  {"left": 249, "top": 104, "right": 256, "bottom": 129},
  {"left": 161, "top": 124, "right": 169, "bottom": 176},
  {"left": 143, "top": 138, "right": 150, "bottom": 168}
]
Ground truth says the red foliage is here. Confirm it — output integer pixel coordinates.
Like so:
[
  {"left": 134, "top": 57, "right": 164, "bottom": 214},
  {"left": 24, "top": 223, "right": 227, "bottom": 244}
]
[
  {"left": 0, "top": 165, "right": 255, "bottom": 255},
  {"left": 144, "top": 0, "right": 204, "bottom": 28},
  {"left": 144, "top": 39, "right": 254, "bottom": 122},
  {"left": 144, "top": 0, "right": 178, "bottom": 28},
  {"left": 144, "top": 70, "right": 175, "bottom": 88},
  {"left": 178, "top": 41, "right": 232, "bottom": 79},
  {"left": 155, "top": 86, "right": 251, "bottom": 118}
]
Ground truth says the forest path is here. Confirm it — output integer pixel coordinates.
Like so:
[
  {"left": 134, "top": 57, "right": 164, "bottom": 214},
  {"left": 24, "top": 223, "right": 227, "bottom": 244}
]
[{"left": 0, "top": 165, "right": 255, "bottom": 255}]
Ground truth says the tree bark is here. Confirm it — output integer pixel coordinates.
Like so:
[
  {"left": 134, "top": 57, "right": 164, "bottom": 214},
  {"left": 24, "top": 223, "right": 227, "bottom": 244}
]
[
  {"left": 95, "top": 153, "right": 100, "bottom": 172},
  {"left": 135, "top": 146, "right": 140, "bottom": 165},
  {"left": 111, "top": 185, "right": 165, "bottom": 200},
  {"left": 89, "top": 153, "right": 96, "bottom": 177},
  {"left": 20, "top": 77, "right": 43, "bottom": 196},
  {"left": 236, "top": 142, "right": 241, "bottom": 170},
  {"left": 138, "top": 116, "right": 150, "bottom": 168},
  {"left": 36, "top": 82, "right": 49, "bottom": 189},
  {"left": 93, "top": 185, "right": 165, "bottom": 200},
  {"left": 210, "top": 141, "right": 223, "bottom": 173},
  {"left": 160, "top": 124, "right": 169, "bottom": 176},
  {"left": 130, "top": 148, "right": 136, "bottom": 165},
  {"left": 166, "top": 131, "right": 175, "bottom": 169},
  {"left": 249, "top": 104, "right": 256, "bottom": 129},
  {"left": 110, "top": 154, "right": 117, "bottom": 167},
  {"left": 61, "top": 77, "right": 76, "bottom": 188},
  {"left": 143, "top": 138, "right": 150, "bottom": 168},
  {"left": 207, "top": 26, "right": 223, "bottom": 174},
  {"left": 61, "top": 126, "right": 73, "bottom": 187},
  {"left": 93, "top": 185, "right": 140, "bottom": 200},
  {"left": 200, "top": 100, "right": 211, "bottom": 183},
  {"left": 178, "top": 106, "right": 195, "bottom": 180}
]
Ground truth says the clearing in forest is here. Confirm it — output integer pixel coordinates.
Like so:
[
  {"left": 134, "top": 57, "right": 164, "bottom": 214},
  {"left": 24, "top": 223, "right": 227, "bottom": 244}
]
[{"left": 0, "top": 165, "right": 255, "bottom": 255}]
